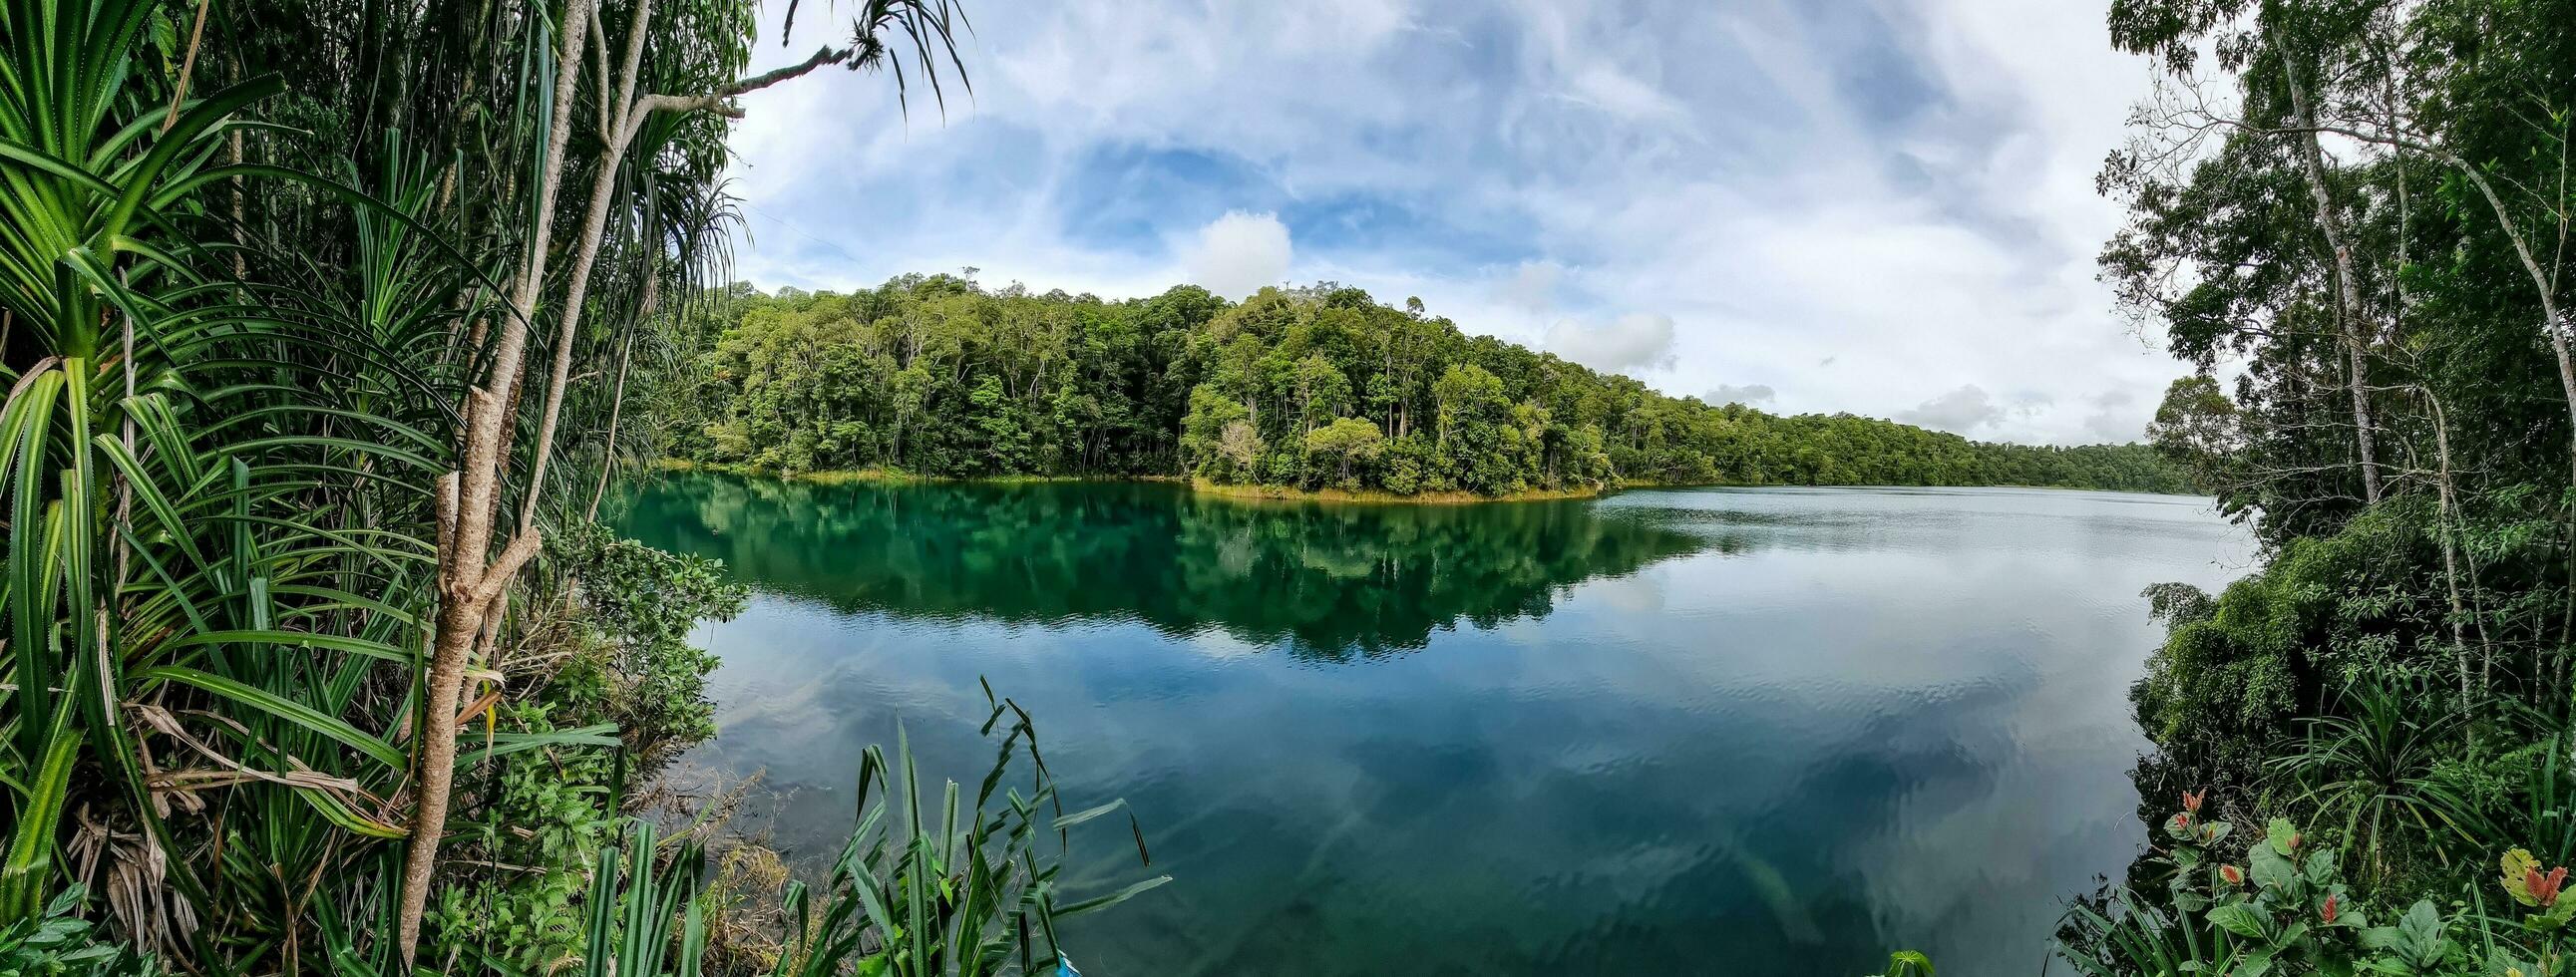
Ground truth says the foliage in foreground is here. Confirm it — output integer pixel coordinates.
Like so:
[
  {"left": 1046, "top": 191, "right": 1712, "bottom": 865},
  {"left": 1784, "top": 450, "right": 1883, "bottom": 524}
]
[
  {"left": 419, "top": 522, "right": 748, "bottom": 974},
  {"left": 1888, "top": 798, "right": 2576, "bottom": 976},
  {"left": 354, "top": 690, "right": 1159, "bottom": 977},
  {"left": 0, "top": 887, "right": 152, "bottom": 977},
  {"left": 591, "top": 697, "right": 1165, "bottom": 977},
  {"left": 0, "top": 0, "right": 992, "bottom": 971},
  {"left": 668, "top": 280, "right": 2195, "bottom": 495},
  {"left": 748, "top": 700, "right": 1169, "bottom": 977},
  {"left": 2053, "top": 796, "right": 2575, "bottom": 977},
  {"left": 1892, "top": 0, "right": 2576, "bottom": 969}
]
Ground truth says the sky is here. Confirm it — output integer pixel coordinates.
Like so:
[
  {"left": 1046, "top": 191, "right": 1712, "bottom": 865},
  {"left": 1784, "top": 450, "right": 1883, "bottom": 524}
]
[{"left": 719, "top": 0, "right": 2185, "bottom": 446}]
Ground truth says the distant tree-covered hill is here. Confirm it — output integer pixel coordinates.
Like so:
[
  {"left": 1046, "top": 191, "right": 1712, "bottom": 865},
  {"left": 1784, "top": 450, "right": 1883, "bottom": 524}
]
[{"left": 662, "top": 275, "right": 2194, "bottom": 495}]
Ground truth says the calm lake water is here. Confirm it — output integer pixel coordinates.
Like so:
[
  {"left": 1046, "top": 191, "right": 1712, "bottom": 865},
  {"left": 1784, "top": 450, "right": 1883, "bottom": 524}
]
[{"left": 608, "top": 474, "right": 2255, "bottom": 976}]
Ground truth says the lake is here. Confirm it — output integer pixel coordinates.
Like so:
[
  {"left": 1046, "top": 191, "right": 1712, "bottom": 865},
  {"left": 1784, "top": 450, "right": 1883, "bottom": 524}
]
[{"left": 608, "top": 473, "right": 2256, "bottom": 976}]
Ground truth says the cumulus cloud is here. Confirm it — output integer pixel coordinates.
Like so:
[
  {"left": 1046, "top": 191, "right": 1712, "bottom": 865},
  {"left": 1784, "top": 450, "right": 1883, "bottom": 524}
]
[
  {"left": 1545, "top": 312, "right": 1678, "bottom": 375},
  {"left": 1706, "top": 384, "right": 1777, "bottom": 406},
  {"left": 1898, "top": 385, "right": 2005, "bottom": 434},
  {"left": 1496, "top": 260, "right": 1563, "bottom": 315},
  {"left": 2081, "top": 390, "right": 2143, "bottom": 442},
  {"left": 717, "top": 0, "right": 2193, "bottom": 445},
  {"left": 1183, "top": 211, "right": 1292, "bottom": 300}
]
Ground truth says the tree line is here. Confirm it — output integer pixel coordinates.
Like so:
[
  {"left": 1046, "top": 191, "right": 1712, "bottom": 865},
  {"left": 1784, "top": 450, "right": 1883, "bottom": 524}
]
[{"left": 665, "top": 277, "right": 2195, "bottom": 495}]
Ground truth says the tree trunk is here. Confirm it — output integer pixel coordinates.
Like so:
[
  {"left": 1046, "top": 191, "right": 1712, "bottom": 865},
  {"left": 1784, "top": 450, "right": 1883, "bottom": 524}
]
[
  {"left": 2283, "top": 61, "right": 2382, "bottom": 504},
  {"left": 403, "top": 12, "right": 870, "bottom": 962},
  {"left": 397, "top": 0, "right": 595, "bottom": 964},
  {"left": 2282, "top": 119, "right": 2576, "bottom": 489},
  {"left": 2422, "top": 392, "right": 2481, "bottom": 715},
  {"left": 588, "top": 273, "right": 654, "bottom": 519},
  {"left": 522, "top": 0, "right": 658, "bottom": 532}
]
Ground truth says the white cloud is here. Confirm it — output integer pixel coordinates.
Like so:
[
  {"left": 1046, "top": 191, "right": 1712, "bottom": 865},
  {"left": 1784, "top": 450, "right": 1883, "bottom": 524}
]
[
  {"left": 2081, "top": 390, "right": 2144, "bottom": 442},
  {"left": 1495, "top": 260, "right": 1562, "bottom": 316},
  {"left": 1566, "top": 65, "right": 1693, "bottom": 126},
  {"left": 1706, "top": 383, "right": 1777, "bottom": 406},
  {"left": 715, "top": 0, "right": 2197, "bottom": 446},
  {"left": 1545, "top": 312, "right": 1677, "bottom": 375},
  {"left": 1182, "top": 211, "right": 1293, "bottom": 300},
  {"left": 1899, "top": 385, "right": 2004, "bottom": 435}
]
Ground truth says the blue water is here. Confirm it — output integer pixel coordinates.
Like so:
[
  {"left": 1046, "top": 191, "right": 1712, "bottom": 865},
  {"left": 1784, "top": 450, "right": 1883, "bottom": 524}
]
[{"left": 611, "top": 477, "right": 2255, "bottom": 975}]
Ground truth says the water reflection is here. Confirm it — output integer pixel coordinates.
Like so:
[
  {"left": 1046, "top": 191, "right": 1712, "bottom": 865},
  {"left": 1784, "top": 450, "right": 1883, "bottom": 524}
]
[
  {"left": 613, "top": 473, "right": 1716, "bottom": 657},
  {"left": 609, "top": 478, "right": 2253, "bottom": 976}
]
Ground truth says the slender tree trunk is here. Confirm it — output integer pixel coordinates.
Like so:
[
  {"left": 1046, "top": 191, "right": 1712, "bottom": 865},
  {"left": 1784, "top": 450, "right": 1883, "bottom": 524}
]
[
  {"left": 2280, "top": 126, "right": 2576, "bottom": 695},
  {"left": 2411, "top": 390, "right": 2480, "bottom": 717},
  {"left": 2305, "top": 119, "right": 2576, "bottom": 483},
  {"left": 403, "top": 14, "right": 867, "bottom": 962},
  {"left": 228, "top": 129, "right": 245, "bottom": 281},
  {"left": 398, "top": 0, "right": 594, "bottom": 963},
  {"left": 522, "top": 0, "right": 657, "bottom": 532},
  {"left": 2284, "top": 61, "right": 2382, "bottom": 504},
  {"left": 588, "top": 274, "right": 654, "bottom": 519}
]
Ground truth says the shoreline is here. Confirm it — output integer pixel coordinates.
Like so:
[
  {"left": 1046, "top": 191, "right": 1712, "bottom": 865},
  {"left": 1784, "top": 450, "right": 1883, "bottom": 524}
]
[
  {"left": 658, "top": 459, "right": 1181, "bottom": 486},
  {"left": 1182, "top": 478, "right": 1605, "bottom": 505},
  {"left": 654, "top": 460, "right": 1605, "bottom": 503},
  {"left": 654, "top": 460, "right": 2199, "bottom": 502}
]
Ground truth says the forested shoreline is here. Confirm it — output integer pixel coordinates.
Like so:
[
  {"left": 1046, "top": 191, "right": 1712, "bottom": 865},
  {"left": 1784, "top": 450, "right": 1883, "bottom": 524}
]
[
  {"left": 664, "top": 279, "right": 2196, "bottom": 496},
  {"left": 1874, "top": 0, "right": 2576, "bottom": 974},
  {"left": 15, "top": 0, "right": 2576, "bottom": 969}
]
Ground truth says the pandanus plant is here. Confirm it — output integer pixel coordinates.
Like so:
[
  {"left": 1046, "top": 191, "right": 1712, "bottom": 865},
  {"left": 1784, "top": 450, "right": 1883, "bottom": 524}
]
[
  {"left": 0, "top": 0, "right": 610, "bottom": 960},
  {"left": 757, "top": 692, "right": 1169, "bottom": 977},
  {"left": 0, "top": 0, "right": 437, "bottom": 941},
  {"left": 396, "top": 0, "right": 975, "bottom": 963},
  {"left": 333, "top": 691, "right": 1168, "bottom": 977},
  {"left": 0, "top": 0, "right": 1171, "bottom": 971}
]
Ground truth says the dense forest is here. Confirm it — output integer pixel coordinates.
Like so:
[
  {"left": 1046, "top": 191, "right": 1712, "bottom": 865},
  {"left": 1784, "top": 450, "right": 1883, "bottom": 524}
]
[
  {"left": 1888, "top": 0, "right": 2576, "bottom": 974},
  {"left": 667, "top": 279, "right": 2195, "bottom": 494},
  {"left": 14, "top": 0, "right": 2576, "bottom": 968}
]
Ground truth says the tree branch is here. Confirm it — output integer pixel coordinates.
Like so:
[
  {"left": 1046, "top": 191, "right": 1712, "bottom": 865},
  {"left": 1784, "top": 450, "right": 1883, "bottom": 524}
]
[
  {"left": 631, "top": 45, "right": 853, "bottom": 122},
  {"left": 469, "top": 532, "right": 544, "bottom": 614}
]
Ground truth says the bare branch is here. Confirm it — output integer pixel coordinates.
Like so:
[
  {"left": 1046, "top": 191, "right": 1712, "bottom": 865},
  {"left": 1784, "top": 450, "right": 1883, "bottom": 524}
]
[{"left": 631, "top": 46, "right": 854, "bottom": 124}]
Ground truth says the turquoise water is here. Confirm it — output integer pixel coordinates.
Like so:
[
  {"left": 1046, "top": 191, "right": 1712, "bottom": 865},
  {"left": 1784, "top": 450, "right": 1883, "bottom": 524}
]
[{"left": 610, "top": 475, "right": 2254, "bottom": 975}]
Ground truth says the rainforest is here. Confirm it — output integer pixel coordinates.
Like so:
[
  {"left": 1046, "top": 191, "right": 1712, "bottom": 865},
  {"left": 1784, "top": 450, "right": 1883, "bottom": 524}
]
[
  {"left": 6, "top": 0, "right": 2576, "bottom": 975},
  {"left": 667, "top": 280, "right": 2193, "bottom": 495}
]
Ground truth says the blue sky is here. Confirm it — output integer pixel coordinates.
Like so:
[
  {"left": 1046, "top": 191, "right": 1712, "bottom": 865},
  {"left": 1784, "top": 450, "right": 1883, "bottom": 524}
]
[{"left": 722, "top": 0, "right": 2182, "bottom": 445}]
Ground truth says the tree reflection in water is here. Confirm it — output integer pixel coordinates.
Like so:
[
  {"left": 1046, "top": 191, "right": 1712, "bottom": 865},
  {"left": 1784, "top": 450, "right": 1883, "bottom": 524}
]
[{"left": 611, "top": 471, "right": 1721, "bottom": 659}]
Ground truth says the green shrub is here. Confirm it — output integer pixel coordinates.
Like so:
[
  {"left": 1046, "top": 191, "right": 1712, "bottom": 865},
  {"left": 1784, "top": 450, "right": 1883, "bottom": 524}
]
[
  {"left": 421, "top": 523, "right": 746, "bottom": 971},
  {"left": 2133, "top": 504, "right": 2457, "bottom": 798},
  {"left": 552, "top": 521, "right": 751, "bottom": 777},
  {"left": 426, "top": 700, "right": 621, "bottom": 974},
  {"left": 2050, "top": 792, "right": 2576, "bottom": 977},
  {"left": 0, "top": 887, "right": 151, "bottom": 977}
]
